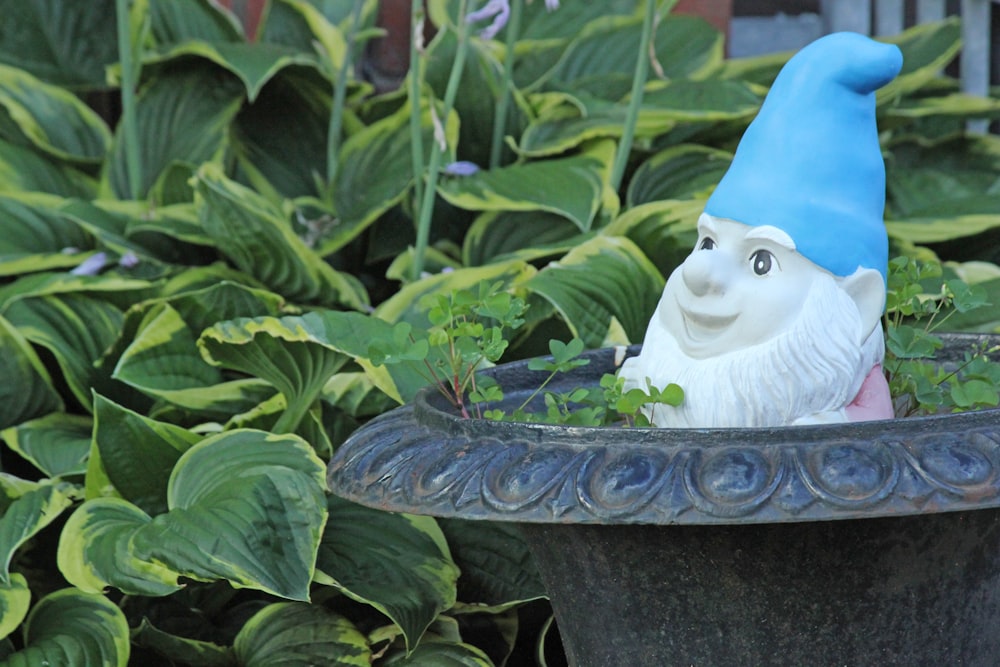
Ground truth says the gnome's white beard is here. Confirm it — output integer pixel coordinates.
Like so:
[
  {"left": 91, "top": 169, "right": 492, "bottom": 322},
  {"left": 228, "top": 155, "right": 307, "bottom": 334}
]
[{"left": 622, "top": 274, "right": 883, "bottom": 428}]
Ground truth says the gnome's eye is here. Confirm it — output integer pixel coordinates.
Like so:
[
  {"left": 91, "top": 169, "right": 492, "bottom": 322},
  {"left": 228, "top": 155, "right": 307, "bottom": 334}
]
[
  {"left": 751, "top": 249, "right": 774, "bottom": 275},
  {"left": 699, "top": 237, "right": 716, "bottom": 250}
]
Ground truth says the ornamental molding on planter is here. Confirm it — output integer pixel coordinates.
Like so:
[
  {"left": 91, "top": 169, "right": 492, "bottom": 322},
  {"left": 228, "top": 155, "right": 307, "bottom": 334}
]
[{"left": 327, "top": 333, "right": 1000, "bottom": 526}]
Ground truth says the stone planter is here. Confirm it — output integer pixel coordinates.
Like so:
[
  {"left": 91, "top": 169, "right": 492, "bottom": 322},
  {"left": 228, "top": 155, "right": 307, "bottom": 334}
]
[{"left": 328, "top": 333, "right": 1000, "bottom": 666}]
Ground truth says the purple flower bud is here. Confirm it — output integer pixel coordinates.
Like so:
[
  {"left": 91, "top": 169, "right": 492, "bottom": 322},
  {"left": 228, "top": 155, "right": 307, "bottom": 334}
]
[
  {"left": 119, "top": 251, "right": 140, "bottom": 268},
  {"left": 545, "top": 0, "right": 559, "bottom": 10},
  {"left": 467, "top": 0, "right": 510, "bottom": 40},
  {"left": 443, "top": 161, "right": 482, "bottom": 176},
  {"left": 70, "top": 252, "right": 108, "bottom": 276}
]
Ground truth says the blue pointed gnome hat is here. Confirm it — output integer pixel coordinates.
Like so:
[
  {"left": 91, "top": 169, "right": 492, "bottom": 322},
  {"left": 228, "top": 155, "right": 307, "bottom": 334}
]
[{"left": 704, "top": 32, "right": 902, "bottom": 281}]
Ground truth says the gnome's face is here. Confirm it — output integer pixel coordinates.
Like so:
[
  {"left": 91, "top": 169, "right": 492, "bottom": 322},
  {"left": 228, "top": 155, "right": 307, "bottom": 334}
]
[{"left": 661, "top": 214, "right": 826, "bottom": 359}]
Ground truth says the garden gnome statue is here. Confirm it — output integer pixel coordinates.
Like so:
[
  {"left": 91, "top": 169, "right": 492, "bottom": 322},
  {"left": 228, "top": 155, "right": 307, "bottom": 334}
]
[{"left": 619, "top": 33, "right": 903, "bottom": 428}]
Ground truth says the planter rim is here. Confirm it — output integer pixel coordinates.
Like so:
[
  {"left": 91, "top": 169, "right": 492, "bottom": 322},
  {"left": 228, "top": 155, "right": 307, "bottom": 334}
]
[{"left": 328, "top": 333, "right": 1000, "bottom": 525}]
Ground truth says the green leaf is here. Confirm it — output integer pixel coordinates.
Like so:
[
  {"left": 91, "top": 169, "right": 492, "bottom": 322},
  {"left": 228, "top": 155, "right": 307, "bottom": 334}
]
[
  {"left": 462, "top": 211, "right": 586, "bottom": 267},
  {"left": 627, "top": 144, "right": 732, "bottom": 206},
  {"left": 380, "top": 641, "right": 493, "bottom": 667},
  {"left": 0, "top": 138, "right": 95, "bottom": 198},
  {"left": 113, "top": 303, "right": 224, "bottom": 401},
  {"left": 0, "top": 574, "right": 29, "bottom": 642},
  {"left": 437, "top": 519, "right": 546, "bottom": 610},
  {"left": 0, "top": 64, "right": 111, "bottom": 164},
  {"left": 0, "top": 315, "right": 63, "bottom": 429},
  {"left": 877, "top": 19, "right": 962, "bottom": 104},
  {"left": 0, "top": 480, "right": 75, "bottom": 584},
  {"left": 550, "top": 14, "right": 722, "bottom": 88},
  {"left": 0, "top": 588, "right": 130, "bottom": 667},
  {"left": 145, "top": 41, "right": 319, "bottom": 103},
  {"left": 198, "top": 313, "right": 352, "bottom": 433},
  {"left": 0, "top": 194, "right": 94, "bottom": 277},
  {"left": 950, "top": 379, "right": 999, "bottom": 409},
  {"left": 194, "top": 163, "right": 368, "bottom": 309},
  {"left": 604, "top": 199, "right": 702, "bottom": 279},
  {"left": 56, "top": 498, "right": 183, "bottom": 597},
  {"left": 315, "top": 495, "right": 459, "bottom": 652},
  {"left": 525, "top": 235, "right": 664, "bottom": 347},
  {"left": 232, "top": 69, "right": 332, "bottom": 199},
  {"left": 438, "top": 152, "right": 606, "bottom": 233},
  {"left": 330, "top": 101, "right": 456, "bottom": 249},
  {"left": 233, "top": 602, "right": 370, "bottom": 667},
  {"left": 133, "top": 430, "right": 327, "bottom": 601},
  {"left": 3, "top": 294, "right": 124, "bottom": 409},
  {"left": 103, "top": 66, "right": 245, "bottom": 200},
  {"left": 148, "top": 0, "right": 243, "bottom": 45},
  {"left": 131, "top": 619, "right": 235, "bottom": 667},
  {"left": 0, "top": 0, "right": 118, "bottom": 89},
  {"left": 0, "top": 413, "right": 91, "bottom": 478},
  {"left": 93, "top": 394, "right": 200, "bottom": 516}
]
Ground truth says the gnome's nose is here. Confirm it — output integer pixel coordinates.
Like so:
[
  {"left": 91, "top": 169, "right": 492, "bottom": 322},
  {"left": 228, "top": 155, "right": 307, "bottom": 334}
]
[{"left": 682, "top": 251, "right": 731, "bottom": 296}]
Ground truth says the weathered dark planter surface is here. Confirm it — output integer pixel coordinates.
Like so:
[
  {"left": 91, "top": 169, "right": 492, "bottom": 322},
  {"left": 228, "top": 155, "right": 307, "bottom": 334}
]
[{"left": 328, "top": 334, "right": 1000, "bottom": 666}]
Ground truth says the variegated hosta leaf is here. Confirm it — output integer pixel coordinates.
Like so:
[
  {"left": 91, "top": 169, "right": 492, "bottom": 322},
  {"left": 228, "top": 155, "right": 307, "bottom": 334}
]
[
  {"left": 626, "top": 144, "right": 732, "bottom": 207},
  {"left": 0, "top": 574, "right": 29, "bottom": 642},
  {"left": 131, "top": 619, "right": 234, "bottom": 667},
  {"left": 519, "top": 80, "right": 759, "bottom": 158},
  {"left": 0, "top": 194, "right": 94, "bottom": 277},
  {"left": 0, "top": 413, "right": 91, "bottom": 478},
  {"left": 0, "top": 315, "right": 62, "bottom": 430},
  {"left": 60, "top": 430, "right": 327, "bottom": 601},
  {"left": 144, "top": 429, "right": 327, "bottom": 600},
  {"left": 0, "top": 137, "right": 95, "bottom": 198},
  {"left": 549, "top": 13, "right": 722, "bottom": 89},
  {"left": 380, "top": 640, "right": 494, "bottom": 667},
  {"left": 3, "top": 293, "right": 124, "bottom": 409},
  {"left": 144, "top": 41, "right": 319, "bottom": 103},
  {"left": 233, "top": 602, "right": 370, "bottom": 667},
  {"left": 92, "top": 394, "right": 200, "bottom": 516},
  {"left": 194, "top": 163, "right": 368, "bottom": 309},
  {"left": 57, "top": 498, "right": 182, "bottom": 597},
  {"left": 0, "top": 479, "right": 76, "bottom": 585},
  {"left": 603, "top": 199, "right": 705, "bottom": 288},
  {"left": 0, "top": 0, "right": 118, "bottom": 88},
  {"left": 437, "top": 519, "right": 546, "bottom": 610},
  {"left": 877, "top": 19, "right": 961, "bottom": 104},
  {"left": 103, "top": 66, "right": 245, "bottom": 200},
  {"left": 112, "top": 302, "right": 224, "bottom": 402},
  {"left": 147, "top": 0, "right": 243, "bottom": 45},
  {"left": 524, "top": 235, "right": 664, "bottom": 347},
  {"left": 0, "top": 588, "right": 130, "bottom": 667},
  {"left": 231, "top": 69, "right": 333, "bottom": 200},
  {"left": 315, "top": 495, "right": 459, "bottom": 652},
  {"left": 327, "top": 101, "right": 457, "bottom": 255},
  {"left": 437, "top": 152, "right": 605, "bottom": 233},
  {"left": 462, "top": 211, "right": 586, "bottom": 268},
  {"left": 198, "top": 313, "right": 354, "bottom": 433},
  {"left": 0, "top": 63, "right": 111, "bottom": 164}
]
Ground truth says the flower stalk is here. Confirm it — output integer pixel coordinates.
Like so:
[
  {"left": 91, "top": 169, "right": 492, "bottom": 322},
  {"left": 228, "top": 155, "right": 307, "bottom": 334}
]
[
  {"left": 115, "top": 0, "right": 143, "bottom": 200},
  {"left": 327, "top": 0, "right": 366, "bottom": 189},
  {"left": 609, "top": 0, "right": 657, "bottom": 192},
  {"left": 412, "top": 0, "right": 471, "bottom": 281}
]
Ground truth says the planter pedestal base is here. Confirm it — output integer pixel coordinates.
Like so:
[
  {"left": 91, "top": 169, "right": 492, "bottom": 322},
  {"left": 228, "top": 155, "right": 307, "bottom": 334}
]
[{"left": 522, "top": 509, "right": 1000, "bottom": 667}]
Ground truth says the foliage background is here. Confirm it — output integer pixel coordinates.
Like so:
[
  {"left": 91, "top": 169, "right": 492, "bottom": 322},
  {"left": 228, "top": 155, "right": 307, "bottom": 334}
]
[{"left": 0, "top": 0, "right": 998, "bottom": 664}]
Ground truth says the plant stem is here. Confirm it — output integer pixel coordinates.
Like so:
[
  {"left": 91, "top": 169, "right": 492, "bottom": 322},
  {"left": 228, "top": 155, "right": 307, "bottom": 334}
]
[
  {"left": 408, "top": 0, "right": 426, "bottom": 223},
  {"left": 609, "top": 0, "right": 656, "bottom": 192},
  {"left": 327, "top": 0, "right": 366, "bottom": 190},
  {"left": 115, "top": 0, "right": 142, "bottom": 200},
  {"left": 412, "top": 0, "right": 470, "bottom": 281},
  {"left": 489, "top": 0, "right": 522, "bottom": 169}
]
